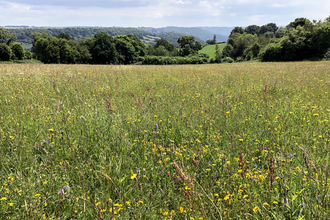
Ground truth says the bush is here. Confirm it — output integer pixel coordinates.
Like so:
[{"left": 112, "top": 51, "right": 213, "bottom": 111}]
[
  {"left": 0, "top": 43, "right": 12, "bottom": 61},
  {"left": 223, "top": 57, "right": 234, "bottom": 63},
  {"left": 322, "top": 48, "right": 330, "bottom": 61},
  {"left": 259, "top": 43, "right": 283, "bottom": 62},
  {"left": 24, "top": 50, "right": 32, "bottom": 60},
  {"left": 10, "top": 43, "right": 25, "bottom": 60}
]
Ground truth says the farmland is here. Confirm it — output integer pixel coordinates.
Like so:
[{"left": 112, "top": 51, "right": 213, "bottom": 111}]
[
  {"left": 0, "top": 62, "right": 330, "bottom": 219},
  {"left": 199, "top": 43, "right": 226, "bottom": 59}
]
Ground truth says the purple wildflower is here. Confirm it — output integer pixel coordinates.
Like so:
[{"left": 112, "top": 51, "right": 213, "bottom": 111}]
[
  {"left": 137, "top": 169, "right": 140, "bottom": 175},
  {"left": 59, "top": 188, "right": 64, "bottom": 195},
  {"left": 35, "top": 146, "right": 39, "bottom": 150},
  {"left": 153, "top": 131, "right": 156, "bottom": 135},
  {"left": 65, "top": 185, "right": 70, "bottom": 190},
  {"left": 167, "top": 174, "right": 170, "bottom": 177},
  {"left": 289, "top": 153, "right": 293, "bottom": 160},
  {"left": 155, "top": 123, "right": 158, "bottom": 129},
  {"left": 43, "top": 139, "right": 46, "bottom": 144},
  {"left": 66, "top": 194, "right": 70, "bottom": 199}
]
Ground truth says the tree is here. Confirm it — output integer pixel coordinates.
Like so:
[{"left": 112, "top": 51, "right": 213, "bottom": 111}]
[
  {"left": 215, "top": 44, "right": 221, "bottom": 62},
  {"left": 10, "top": 42, "right": 25, "bottom": 60},
  {"left": 326, "top": 16, "right": 330, "bottom": 23},
  {"left": 56, "top": 33, "right": 74, "bottom": 40},
  {"left": 0, "top": 28, "right": 17, "bottom": 45},
  {"left": 91, "top": 32, "right": 117, "bottom": 64},
  {"left": 275, "top": 27, "right": 287, "bottom": 38},
  {"left": 0, "top": 43, "right": 12, "bottom": 61},
  {"left": 287, "top": 18, "right": 311, "bottom": 29},
  {"left": 154, "top": 39, "right": 174, "bottom": 52},
  {"left": 114, "top": 35, "right": 138, "bottom": 64},
  {"left": 230, "top": 27, "right": 244, "bottom": 36},
  {"left": 221, "top": 44, "right": 233, "bottom": 58},
  {"left": 245, "top": 25, "right": 260, "bottom": 35},
  {"left": 24, "top": 50, "right": 32, "bottom": 59},
  {"left": 177, "top": 36, "right": 202, "bottom": 56}
]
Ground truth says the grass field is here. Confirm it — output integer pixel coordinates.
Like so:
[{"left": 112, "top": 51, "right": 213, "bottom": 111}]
[
  {"left": 0, "top": 62, "right": 330, "bottom": 219},
  {"left": 199, "top": 43, "right": 226, "bottom": 59}
]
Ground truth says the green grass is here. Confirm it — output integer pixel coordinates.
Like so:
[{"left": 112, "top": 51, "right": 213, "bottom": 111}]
[
  {"left": 0, "top": 62, "right": 330, "bottom": 219},
  {"left": 199, "top": 43, "right": 226, "bottom": 59},
  {"left": 0, "top": 59, "right": 42, "bottom": 64}
]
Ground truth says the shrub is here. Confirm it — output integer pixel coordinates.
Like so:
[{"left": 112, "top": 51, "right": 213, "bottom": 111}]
[
  {"left": 0, "top": 43, "right": 12, "bottom": 61},
  {"left": 10, "top": 43, "right": 25, "bottom": 60},
  {"left": 224, "top": 57, "right": 234, "bottom": 63},
  {"left": 322, "top": 48, "right": 330, "bottom": 61}
]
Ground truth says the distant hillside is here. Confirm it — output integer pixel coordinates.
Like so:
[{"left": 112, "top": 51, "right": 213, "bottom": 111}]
[
  {"left": 139, "top": 26, "right": 228, "bottom": 42},
  {"left": 7, "top": 27, "right": 157, "bottom": 48},
  {"left": 197, "top": 27, "right": 235, "bottom": 37},
  {"left": 6, "top": 27, "right": 208, "bottom": 50}
]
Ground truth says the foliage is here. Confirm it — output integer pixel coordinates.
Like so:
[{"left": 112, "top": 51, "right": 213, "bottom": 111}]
[
  {"left": 322, "top": 48, "right": 330, "bottom": 60},
  {"left": 223, "top": 56, "right": 234, "bottom": 63},
  {"left": 10, "top": 43, "right": 25, "bottom": 60},
  {"left": 90, "top": 32, "right": 117, "bottom": 64},
  {"left": 142, "top": 55, "right": 207, "bottom": 65},
  {"left": 0, "top": 43, "right": 12, "bottom": 61},
  {"left": 32, "top": 33, "right": 86, "bottom": 64},
  {"left": 0, "top": 28, "right": 17, "bottom": 45},
  {"left": 177, "top": 36, "right": 202, "bottom": 57}
]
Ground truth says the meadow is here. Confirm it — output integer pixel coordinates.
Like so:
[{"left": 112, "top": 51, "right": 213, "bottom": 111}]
[
  {"left": 199, "top": 44, "right": 226, "bottom": 59},
  {"left": 0, "top": 62, "right": 329, "bottom": 219}
]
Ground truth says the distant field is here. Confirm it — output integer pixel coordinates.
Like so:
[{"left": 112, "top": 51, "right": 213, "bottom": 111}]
[
  {"left": 21, "top": 43, "right": 33, "bottom": 51},
  {"left": 199, "top": 43, "right": 226, "bottom": 59},
  {"left": 142, "top": 35, "right": 161, "bottom": 46}
]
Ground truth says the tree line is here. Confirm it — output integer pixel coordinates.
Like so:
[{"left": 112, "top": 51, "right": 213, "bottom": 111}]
[
  {"left": 1, "top": 28, "right": 205, "bottom": 64},
  {"left": 219, "top": 16, "right": 330, "bottom": 62}
]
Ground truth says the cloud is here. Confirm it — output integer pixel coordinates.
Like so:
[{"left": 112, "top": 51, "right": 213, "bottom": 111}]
[{"left": 0, "top": 0, "right": 329, "bottom": 27}]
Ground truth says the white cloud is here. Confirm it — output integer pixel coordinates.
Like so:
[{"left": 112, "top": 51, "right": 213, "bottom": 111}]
[{"left": 0, "top": 0, "right": 329, "bottom": 27}]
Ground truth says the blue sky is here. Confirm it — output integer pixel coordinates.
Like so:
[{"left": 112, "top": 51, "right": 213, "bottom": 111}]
[{"left": 0, "top": 0, "right": 329, "bottom": 27}]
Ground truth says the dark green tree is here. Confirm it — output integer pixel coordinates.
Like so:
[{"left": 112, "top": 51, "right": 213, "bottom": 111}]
[
  {"left": 91, "top": 32, "right": 117, "bottom": 64},
  {"left": 177, "top": 36, "right": 202, "bottom": 56},
  {"left": 0, "top": 43, "right": 12, "bottom": 61},
  {"left": 56, "top": 33, "right": 74, "bottom": 40},
  {"left": 245, "top": 25, "right": 260, "bottom": 35},
  {"left": 114, "top": 35, "right": 138, "bottom": 64},
  {"left": 0, "top": 28, "right": 17, "bottom": 45},
  {"left": 10, "top": 42, "right": 25, "bottom": 60},
  {"left": 154, "top": 39, "right": 175, "bottom": 52}
]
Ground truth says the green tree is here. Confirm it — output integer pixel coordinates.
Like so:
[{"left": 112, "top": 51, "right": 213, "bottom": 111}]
[
  {"left": 0, "top": 43, "right": 12, "bottom": 61},
  {"left": 56, "top": 33, "right": 74, "bottom": 40},
  {"left": 287, "top": 18, "right": 311, "bottom": 29},
  {"left": 24, "top": 50, "right": 32, "bottom": 59},
  {"left": 245, "top": 25, "right": 260, "bottom": 35},
  {"left": 114, "top": 35, "right": 138, "bottom": 64},
  {"left": 10, "top": 43, "right": 25, "bottom": 60},
  {"left": 91, "top": 32, "right": 117, "bottom": 64},
  {"left": 177, "top": 36, "right": 202, "bottom": 56},
  {"left": 221, "top": 44, "right": 233, "bottom": 58},
  {"left": 275, "top": 27, "right": 287, "bottom": 38},
  {"left": 230, "top": 27, "right": 244, "bottom": 36},
  {"left": 154, "top": 39, "right": 175, "bottom": 52},
  {"left": 0, "top": 28, "right": 17, "bottom": 45},
  {"left": 215, "top": 44, "right": 221, "bottom": 62}
]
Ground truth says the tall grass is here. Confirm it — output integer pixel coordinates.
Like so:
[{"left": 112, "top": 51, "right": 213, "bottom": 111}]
[{"left": 0, "top": 62, "right": 329, "bottom": 219}]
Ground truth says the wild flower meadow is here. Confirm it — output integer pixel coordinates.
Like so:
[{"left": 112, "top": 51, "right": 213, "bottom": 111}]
[{"left": 0, "top": 62, "right": 330, "bottom": 219}]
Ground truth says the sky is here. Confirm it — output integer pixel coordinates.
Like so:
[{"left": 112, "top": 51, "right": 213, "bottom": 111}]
[{"left": 0, "top": 0, "right": 329, "bottom": 27}]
